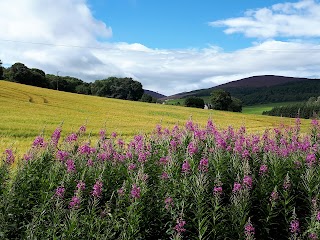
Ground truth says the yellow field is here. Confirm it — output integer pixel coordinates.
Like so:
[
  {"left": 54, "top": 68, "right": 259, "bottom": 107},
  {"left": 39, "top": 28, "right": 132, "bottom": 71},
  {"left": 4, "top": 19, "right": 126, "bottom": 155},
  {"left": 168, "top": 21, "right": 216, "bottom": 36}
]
[{"left": 0, "top": 80, "right": 311, "bottom": 156}]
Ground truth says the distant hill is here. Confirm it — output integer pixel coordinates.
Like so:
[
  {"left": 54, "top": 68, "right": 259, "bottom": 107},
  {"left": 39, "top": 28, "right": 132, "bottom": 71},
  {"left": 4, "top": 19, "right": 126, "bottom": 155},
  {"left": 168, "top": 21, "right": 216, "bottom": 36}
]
[
  {"left": 144, "top": 89, "right": 166, "bottom": 99},
  {"left": 164, "top": 75, "right": 320, "bottom": 105},
  {"left": 215, "top": 75, "right": 310, "bottom": 88}
]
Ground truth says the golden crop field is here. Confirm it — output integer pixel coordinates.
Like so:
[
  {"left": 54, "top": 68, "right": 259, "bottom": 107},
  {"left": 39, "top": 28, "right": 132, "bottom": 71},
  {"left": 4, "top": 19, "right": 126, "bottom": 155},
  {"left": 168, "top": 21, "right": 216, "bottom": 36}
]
[{"left": 0, "top": 80, "right": 312, "bottom": 156}]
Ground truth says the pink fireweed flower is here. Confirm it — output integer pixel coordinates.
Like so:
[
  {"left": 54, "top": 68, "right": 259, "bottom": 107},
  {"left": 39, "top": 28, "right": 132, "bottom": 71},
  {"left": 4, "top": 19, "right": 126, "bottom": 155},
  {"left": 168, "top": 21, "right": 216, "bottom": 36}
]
[
  {"left": 87, "top": 159, "right": 94, "bottom": 166},
  {"left": 233, "top": 182, "right": 242, "bottom": 193},
  {"left": 51, "top": 127, "right": 61, "bottom": 146},
  {"left": 186, "top": 120, "right": 195, "bottom": 131},
  {"left": 187, "top": 142, "right": 198, "bottom": 156},
  {"left": 76, "top": 181, "right": 86, "bottom": 192},
  {"left": 126, "top": 152, "right": 133, "bottom": 159},
  {"left": 56, "top": 150, "right": 69, "bottom": 161},
  {"left": 138, "top": 152, "right": 147, "bottom": 163},
  {"left": 66, "top": 159, "right": 76, "bottom": 173},
  {"left": 131, "top": 184, "right": 141, "bottom": 199},
  {"left": 33, "top": 136, "right": 45, "bottom": 148},
  {"left": 174, "top": 218, "right": 186, "bottom": 233},
  {"left": 161, "top": 172, "right": 169, "bottom": 180},
  {"left": 309, "top": 233, "right": 318, "bottom": 240},
  {"left": 306, "top": 154, "right": 317, "bottom": 167},
  {"left": 128, "top": 163, "right": 136, "bottom": 171},
  {"left": 259, "top": 164, "right": 268, "bottom": 175},
  {"left": 165, "top": 197, "right": 174, "bottom": 210},
  {"left": 243, "top": 175, "right": 253, "bottom": 189},
  {"left": 242, "top": 149, "right": 250, "bottom": 159},
  {"left": 55, "top": 186, "right": 65, "bottom": 199},
  {"left": 270, "top": 191, "right": 279, "bottom": 202},
  {"left": 159, "top": 157, "right": 168, "bottom": 165},
  {"left": 155, "top": 124, "right": 162, "bottom": 135},
  {"left": 66, "top": 133, "right": 77, "bottom": 143},
  {"left": 117, "top": 139, "right": 125, "bottom": 147},
  {"left": 78, "top": 144, "right": 91, "bottom": 155},
  {"left": 23, "top": 153, "right": 32, "bottom": 162},
  {"left": 244, "top": 219, "right": 255, "bottom": 238},
  {"left": 111, "top": 132, "right": 117, "bottom": 138},
  {"left": 170, "top": 139, "right": 178, "bottom": 150},
  {"left": 97, "top": 152, "right": 109, "bottom": 161},
  {"left": 69, "top": 196, "right": 80, "bottom": 209},
  {"left": 5, "top": 149, "right": 15, "bottom": 165},
  {"left": 311, "top": 119, "right": 319, "bottom": 127},
  {"left": 181, "top": 161, "right": 191, "bottom": 174},
  {"left": 99, "top": 129, "right": 106, "bottom": 139},
  {"left": 290, "top": 219, "right": 300, "bottom": 233},
  {"left": 198, "top": 158, "right": 209, "bottom": 172},
  {"left": 317, "top": 211, "right": 320, "bottom": 221},
  {"left": 213, "top": 186, "right": 223, "bottom": 196},
  {"left": 92, "top": 180, "right": 103, "bottom": 198},
  {"left": 79, "top": 125, "right": 86, "bottom": 134}
]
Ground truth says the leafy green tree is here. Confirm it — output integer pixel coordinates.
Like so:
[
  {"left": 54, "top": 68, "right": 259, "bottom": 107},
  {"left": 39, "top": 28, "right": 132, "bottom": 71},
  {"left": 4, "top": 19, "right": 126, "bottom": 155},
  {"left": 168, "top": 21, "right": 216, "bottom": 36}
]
[
  {"left": 228, "top": 97, "right": 243, "bottom": 112},
  {"left": 140, "top": 93, "right": 153, "bottom": 103},
  {"left": 91, "top": 77, "right": 143, "bottom": 101},
  {"left": 185, "top": 96, "right": 205, "bottom": 108},
  {"left": 6, "top": 63, "right": 48, "bottom": 87},
  {"left": 210, "top": 89, "right": 232, "bottom": 110},
  {"left": 75, "top": 83, "right": 91, "bottom": 95},
  {"left": 7, "top": 62, "right": 31, "bottom": 84}
]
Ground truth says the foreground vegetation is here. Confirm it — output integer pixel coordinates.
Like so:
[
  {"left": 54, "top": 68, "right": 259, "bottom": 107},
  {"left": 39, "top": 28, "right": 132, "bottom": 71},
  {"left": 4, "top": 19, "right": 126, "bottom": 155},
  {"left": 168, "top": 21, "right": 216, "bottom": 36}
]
[
  {"left": 1, "top": 81, "right": 311, "bottom": 156},
  {"left": 1, "top": 119, "right": 320, "bottom": 239}
]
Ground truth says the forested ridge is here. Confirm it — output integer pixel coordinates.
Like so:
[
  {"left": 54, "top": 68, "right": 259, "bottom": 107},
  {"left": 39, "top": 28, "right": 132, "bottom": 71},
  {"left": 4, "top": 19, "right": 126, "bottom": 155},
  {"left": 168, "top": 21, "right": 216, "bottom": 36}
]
[{"left": 169, "top": 79, "right": 320, "bottom": 106}]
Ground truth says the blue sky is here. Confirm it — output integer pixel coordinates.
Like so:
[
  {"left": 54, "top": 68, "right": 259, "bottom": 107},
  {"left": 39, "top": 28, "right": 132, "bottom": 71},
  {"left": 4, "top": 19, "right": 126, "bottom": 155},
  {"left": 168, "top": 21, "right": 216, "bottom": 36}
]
[
  {"left": 1, "top": 0, "right": 320, "bottom": 95},
  {"left": 89, "top": 0, "right": 281, "bottom": 50}
]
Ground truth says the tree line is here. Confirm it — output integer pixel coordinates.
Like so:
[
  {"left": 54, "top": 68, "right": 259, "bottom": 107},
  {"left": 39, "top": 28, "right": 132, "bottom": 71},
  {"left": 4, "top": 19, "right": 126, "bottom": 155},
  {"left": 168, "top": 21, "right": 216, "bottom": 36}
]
[
  {"left": 183, "top": 89, "right": 242, "bottom": 112},
  {"left": 263, "top": 97, "right": 320, "bottom": 119},
  {"left": 0, "top": 61, "right": 154, "bottom": 102}
]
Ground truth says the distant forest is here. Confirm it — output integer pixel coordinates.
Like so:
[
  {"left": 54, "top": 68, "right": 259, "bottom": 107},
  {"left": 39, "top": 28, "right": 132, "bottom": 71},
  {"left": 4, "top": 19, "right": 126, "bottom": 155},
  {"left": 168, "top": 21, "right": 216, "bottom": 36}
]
[
  {"left": 181, "top": 80, "right": 320, "bottom": 106},
  {"left": 263, "top": 97, "right": 320, "bottom": 119},
  {"left": 0, "top": 62, "right": 150, "bottom": 102},
  {"left": 224, "top": 80, "right": 320, "bottom": 105}
]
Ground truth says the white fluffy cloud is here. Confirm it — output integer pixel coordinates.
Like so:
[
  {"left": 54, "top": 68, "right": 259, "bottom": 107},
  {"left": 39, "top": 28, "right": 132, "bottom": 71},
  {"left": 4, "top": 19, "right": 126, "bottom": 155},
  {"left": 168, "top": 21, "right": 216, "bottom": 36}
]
[
  {"left": 1, "top": 0, "right": 320, "bottom": 96},
  {"left": 210, "top": 0, "right": 320, "bottom": 38}
]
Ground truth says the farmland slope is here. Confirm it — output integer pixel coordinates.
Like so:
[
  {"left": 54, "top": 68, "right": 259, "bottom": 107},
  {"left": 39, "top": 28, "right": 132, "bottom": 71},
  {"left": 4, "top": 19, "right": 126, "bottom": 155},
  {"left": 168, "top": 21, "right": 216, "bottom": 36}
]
[{"left": 0, "top": 80, "right": 311, "bottom": 155}]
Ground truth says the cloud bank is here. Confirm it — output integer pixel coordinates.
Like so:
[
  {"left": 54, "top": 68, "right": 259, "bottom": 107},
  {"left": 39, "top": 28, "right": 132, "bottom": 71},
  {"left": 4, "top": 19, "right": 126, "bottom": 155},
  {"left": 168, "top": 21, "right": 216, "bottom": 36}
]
[
  {"left": 0, "top": 0, "right": 320, "bottom": 96},
  {"left": 210, "top": 0, "right": 320, "bottom": 38}
]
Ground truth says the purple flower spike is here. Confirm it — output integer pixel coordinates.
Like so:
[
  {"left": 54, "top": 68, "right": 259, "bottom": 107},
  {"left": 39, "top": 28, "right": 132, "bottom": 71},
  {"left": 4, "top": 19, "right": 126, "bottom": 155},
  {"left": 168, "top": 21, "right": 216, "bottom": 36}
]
[
  {"left": 55, "top": 186, "right": 65, "bottom": 199},
  {"left": 233, "top": 182, "right": 242, "bottom": 193},
  {"left": 69, "top": 196, "right": 80, "bottom": 209},
  {"left": 5, "top": 149, "right": 15, "bottom": 165},
  {"left": 213, "top": 186, "right": 223, "bottom": 196},
  {"left": 92, "top": 180, "right": 103, "bottom": 198},
  {"left": 182, "top": 161, "right": 191, "bottom": 174},
  {"left": 174, "top": 218, "right": 186, "bottom": 233},
  {"left": 243, "top": 175, "right": 253, "bottom": 189},
  {"left": 131, "top": 184, "right": 141, "bottom": 199}
]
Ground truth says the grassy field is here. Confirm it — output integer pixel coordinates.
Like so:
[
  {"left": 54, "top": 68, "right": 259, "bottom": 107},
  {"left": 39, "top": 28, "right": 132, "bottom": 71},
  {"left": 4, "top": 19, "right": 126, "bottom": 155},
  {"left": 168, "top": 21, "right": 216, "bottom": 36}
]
[
  {"left": 166, "top": 97, "right": 301, "bottom": 115},
  {"left": 242, "top": 102, "right": 302, "bottom": 115},
  {"left": 0, "top": 81, "right": 311, "bottom": 156}
]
